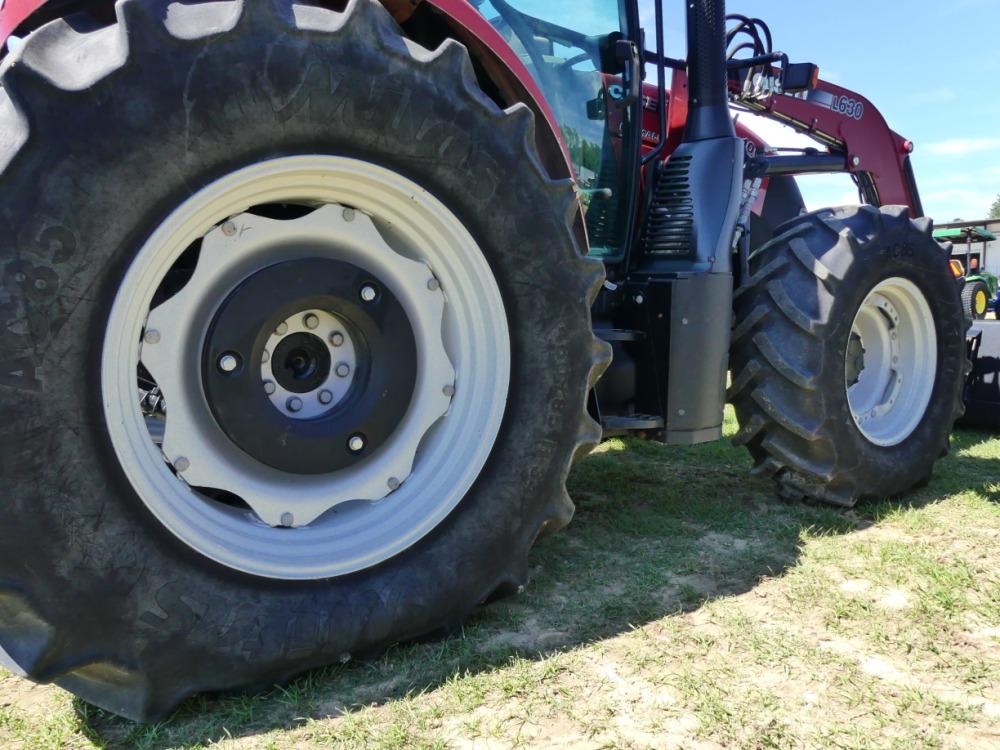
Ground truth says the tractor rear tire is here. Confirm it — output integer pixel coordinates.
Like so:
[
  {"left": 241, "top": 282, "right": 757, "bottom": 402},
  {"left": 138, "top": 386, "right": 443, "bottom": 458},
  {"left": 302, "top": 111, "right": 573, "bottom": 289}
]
[
  {"left": 0, "top": 0, "right": 609, "bottom": 720},
  {"left": 963, "top": 280, "right": 990, "bottom": 320},
  {"left": 730, "top": 205, "right": 967, "bottom": 506}
]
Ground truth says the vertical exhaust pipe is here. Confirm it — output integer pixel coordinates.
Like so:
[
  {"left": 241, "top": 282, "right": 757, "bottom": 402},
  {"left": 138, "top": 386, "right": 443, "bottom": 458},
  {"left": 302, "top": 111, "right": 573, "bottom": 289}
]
[{"left": 684, "top": 0, "right": 736, "bottom": 141}]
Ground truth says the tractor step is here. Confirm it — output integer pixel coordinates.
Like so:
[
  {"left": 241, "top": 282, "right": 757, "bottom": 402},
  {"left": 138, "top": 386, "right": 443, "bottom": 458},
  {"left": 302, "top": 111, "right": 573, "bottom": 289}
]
[
  {"left": 601, "top": 414, "right": 664, "bottom": 437},
  {"left": 595, "top": 328, "right": 645, "bottom": 342}
]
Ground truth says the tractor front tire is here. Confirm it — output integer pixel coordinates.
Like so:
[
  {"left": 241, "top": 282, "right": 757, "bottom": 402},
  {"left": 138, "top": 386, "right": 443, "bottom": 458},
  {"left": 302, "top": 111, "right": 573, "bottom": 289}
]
[
  {"left": 0, "top": 0, "right": 608, "bottom": 720},
  {"left": 730, "top": 205, "right": 967, "bottom": 506}
]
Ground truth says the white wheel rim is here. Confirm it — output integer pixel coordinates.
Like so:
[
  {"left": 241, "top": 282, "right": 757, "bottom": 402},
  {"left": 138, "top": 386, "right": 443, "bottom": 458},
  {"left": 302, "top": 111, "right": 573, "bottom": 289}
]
[
  {"left": 845, "top": 276, "right": 936, "bottom": 447},
  {"left": 102, "top": 156, "right": 510, "bottom": 579}
]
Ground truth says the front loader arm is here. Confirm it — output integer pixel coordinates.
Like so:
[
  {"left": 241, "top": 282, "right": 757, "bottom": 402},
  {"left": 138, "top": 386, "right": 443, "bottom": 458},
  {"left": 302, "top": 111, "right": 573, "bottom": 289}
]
[{"left": 735, "top": 77, "right": 923, "bottom": 215}]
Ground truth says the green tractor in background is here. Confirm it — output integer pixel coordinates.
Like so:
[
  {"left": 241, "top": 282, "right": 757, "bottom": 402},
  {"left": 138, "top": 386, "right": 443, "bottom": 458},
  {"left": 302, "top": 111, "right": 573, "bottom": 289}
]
[{"left": 936, "top": 225, "right": 999, "bottom": 320}]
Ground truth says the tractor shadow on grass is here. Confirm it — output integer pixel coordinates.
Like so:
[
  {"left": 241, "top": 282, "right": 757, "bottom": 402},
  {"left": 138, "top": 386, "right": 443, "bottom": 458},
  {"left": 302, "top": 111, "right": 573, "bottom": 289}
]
[{"left": 72, "top": 427, "right": 1000, "bottom": 748}]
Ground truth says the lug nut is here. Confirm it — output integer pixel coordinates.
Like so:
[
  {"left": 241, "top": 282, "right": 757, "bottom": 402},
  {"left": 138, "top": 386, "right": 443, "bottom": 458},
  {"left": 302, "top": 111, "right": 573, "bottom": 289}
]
[
  {"left": 262, "top": 349, "right": 270, "bottom": 364},
  {"left": 329, "top": 331, "right": 345, "bottom": 347},
  {"left": 360, "top": 285, "right": 377, "bottom": 303},
  {"left": 263, "top": 380, "right": 276, "bottom": 395},
  {"left": 387, "top": 477, "right": 400, "bottom": 491},
  {"left": 427, "top": 277, "right": 441, "bottom": 291},
  {"left": 335, "top": 362, "right": 351, "bottom": 378},
  {"left": 280, "top": 512, "right": 294, "bottom": 527},
  {"left": 174, "top": 456, "right": 190, "bottom": 472},
  {"left": 221, "top": 220, "right": 237, "bottom": 236},
  {"left": 443, "top": 384, "right": 456, "bottom": 397},
  {"left": 143, "top": 329, "right": 161, "bottom": 345},
  {"left": 348, "top": 434, "right": 366, "bottom": 453},
  {"left": 275, "top": 321, "right": 288, "bottom": 336},
  {"left": 304, "top": 313, "right": 319, "bottom": 330},
  {"left": 218, "top": 353, "right": 239, "bottom": 373},
  {"left": 319, "top": 389, "right": 333, "bottom": 405},
  {"left": 286, "top": 396, "right": 303, "bottom": 413},
  {"left": 342, "top": 207, "right": 356, "bottom": 222}
]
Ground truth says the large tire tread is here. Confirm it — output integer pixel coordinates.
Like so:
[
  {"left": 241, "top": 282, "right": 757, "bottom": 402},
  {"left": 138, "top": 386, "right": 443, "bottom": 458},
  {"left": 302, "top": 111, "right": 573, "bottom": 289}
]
[
  {"left": 730, "top": 204, "right": 967, "bottom": 508},
  {"left": 0, "top": 0, "right": 611, "bottom": 720}
]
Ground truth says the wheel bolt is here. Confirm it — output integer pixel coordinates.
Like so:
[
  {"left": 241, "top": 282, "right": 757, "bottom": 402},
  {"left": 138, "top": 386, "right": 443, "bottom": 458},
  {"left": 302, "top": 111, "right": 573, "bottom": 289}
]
[
  {"left": 329, "top": 331, "right": 344, "bottom": 347},
  {"left": 336, "top": 362, "right": 351, "bottom": 378},
  {"left": 360, "top": 285, "right": 377, "bottom": 302},
  {"left": 275, "top": 321, "right": 288, "bottom": 336},
  {"left": 348, "top": 434, "right": 365, "bottom": 453},
  {"left": 443, "top": 384, "right": 456, "bottom": 397},
  {"left": 387, "top": 477, "right": 400, "bottom": 491},
  {"left": 319, "top": 390, "right": 333, "bottom": 405},
  {"left": 174, "top": 456, "right": 190, "bottom": 472},
  {"left": 218, "top": 353, "right": 239, "bottom": 373},
  {"left": 287, "top": 397, "right": 303, "bottom": 413},
  {"left": 264, "top": 380, "right": 276, "bottom": 395},
  {"left": 304, "top": 313, "right": 319, "bottom": 330},
  {"left": 143, "top": 329, "right": 161, "bottom": 345},
  {"left": 280, "top": 512, "right": 294, "bottom": 527},
  {"left": 427, "top": 277, "right": 441, "bottom": 291},
  {"left": 262, "top": 349, "right": 270, "bottom": 364},
  {"left": 221, "top": 220, "right": 237, "bottom": 236},
  {"left": 342, "top": 207, "right": 356, "bottom": 222}
]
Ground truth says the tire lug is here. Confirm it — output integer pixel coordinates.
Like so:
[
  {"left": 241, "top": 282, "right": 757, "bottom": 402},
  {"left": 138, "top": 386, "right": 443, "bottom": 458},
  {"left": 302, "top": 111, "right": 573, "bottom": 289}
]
[
  {"left": 286, "top": 396, "right": 303, "bottom": 413},
  {"left": 263, "top": 380, "right": 276, "bottom": 395},
  {"left": 319, "top": 390, "right": 333, "bottom": 405},
  {"left": 348, "top": 434, "right": 366, "bottom": 453}
]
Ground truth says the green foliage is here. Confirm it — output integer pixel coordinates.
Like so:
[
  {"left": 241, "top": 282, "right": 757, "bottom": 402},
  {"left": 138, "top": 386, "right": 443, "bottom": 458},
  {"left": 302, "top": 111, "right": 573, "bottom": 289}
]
[{"left": 989, "top": 194, "right": 1000, "bottom": 219}]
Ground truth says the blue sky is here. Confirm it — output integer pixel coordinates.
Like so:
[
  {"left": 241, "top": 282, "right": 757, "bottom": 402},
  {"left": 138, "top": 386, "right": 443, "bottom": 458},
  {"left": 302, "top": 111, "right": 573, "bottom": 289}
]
[{"left": 652, "top": 0, "right": 1000, "bottom": 220}]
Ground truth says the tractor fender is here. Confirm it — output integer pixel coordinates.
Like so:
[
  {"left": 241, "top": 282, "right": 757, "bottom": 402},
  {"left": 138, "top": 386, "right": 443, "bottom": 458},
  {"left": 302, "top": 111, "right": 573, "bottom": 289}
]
[{"left": 0, "top": 0, "right": 575, "bottom": 181}]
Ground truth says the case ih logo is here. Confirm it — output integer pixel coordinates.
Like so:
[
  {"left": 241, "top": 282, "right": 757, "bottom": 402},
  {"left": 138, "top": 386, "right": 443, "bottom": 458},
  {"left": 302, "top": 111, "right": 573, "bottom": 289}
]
[{"left": 832, "top": 94, "right": 865, "bottom": 121}]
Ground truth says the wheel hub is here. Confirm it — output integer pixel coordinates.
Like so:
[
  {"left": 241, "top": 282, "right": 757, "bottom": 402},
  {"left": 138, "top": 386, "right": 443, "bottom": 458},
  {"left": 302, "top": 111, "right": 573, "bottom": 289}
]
[
  {"left": 845, "top": 277, "right": 937, "bottom": 447},
  {"left": 140, "top": 204, "right": 449, "bottom": 524},
  {"left": 199, "top": 256, "right": 418, "bottom": 474}
]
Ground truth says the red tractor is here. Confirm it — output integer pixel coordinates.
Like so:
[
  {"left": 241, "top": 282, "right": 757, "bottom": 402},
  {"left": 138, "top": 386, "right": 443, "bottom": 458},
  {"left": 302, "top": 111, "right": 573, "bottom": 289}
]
[{"left": 0, "top": 0, "right": 966, "bottom": 720}]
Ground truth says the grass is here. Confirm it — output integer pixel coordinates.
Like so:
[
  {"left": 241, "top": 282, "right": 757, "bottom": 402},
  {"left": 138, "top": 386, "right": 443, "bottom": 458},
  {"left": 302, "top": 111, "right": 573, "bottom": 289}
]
[{"left": 1, "top": 407, "right": 998, "bottom": 749}]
